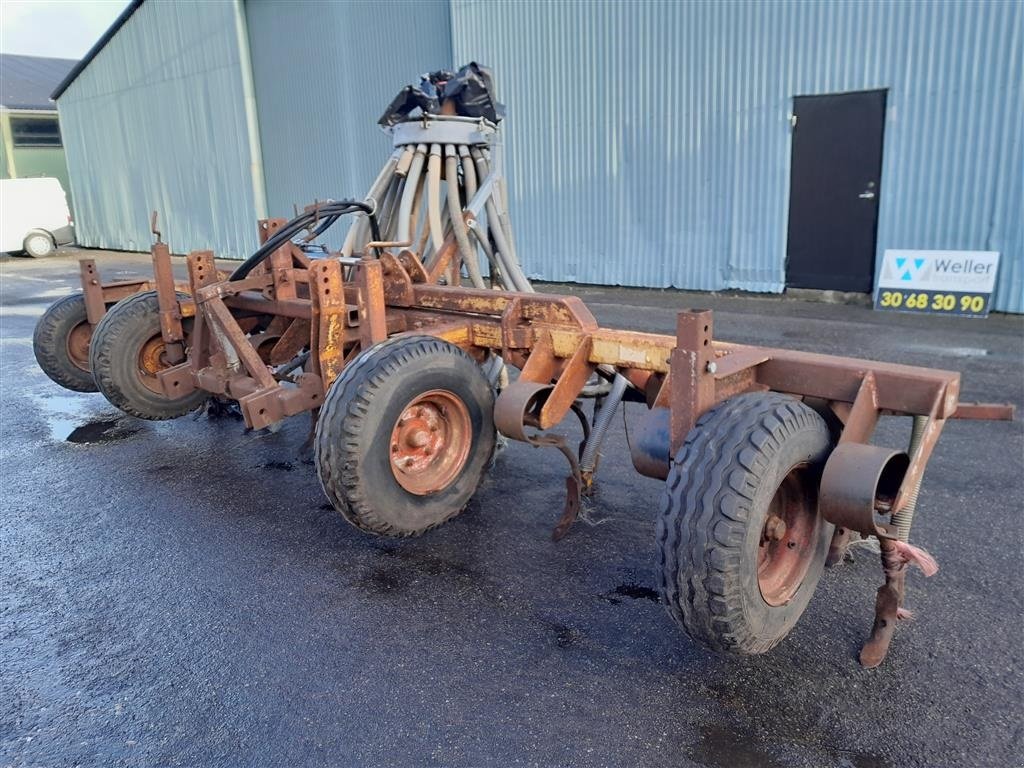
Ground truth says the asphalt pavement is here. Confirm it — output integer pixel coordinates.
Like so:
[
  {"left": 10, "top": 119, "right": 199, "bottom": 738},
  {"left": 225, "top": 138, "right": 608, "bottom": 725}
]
[{"left": 2, "top": 249, "right": 1022, "bottom": 768}]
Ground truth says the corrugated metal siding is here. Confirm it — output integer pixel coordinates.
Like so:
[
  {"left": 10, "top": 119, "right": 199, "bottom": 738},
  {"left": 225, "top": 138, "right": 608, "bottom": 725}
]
[
  {"left": 451, "top": 0, "right": 1023, "bottom": 312},
  {"left": 56, "top": 0, "right": 259, "bottom": 257},
  {"left": 246, "top": 0, "right": 452, "bottom": 238}
]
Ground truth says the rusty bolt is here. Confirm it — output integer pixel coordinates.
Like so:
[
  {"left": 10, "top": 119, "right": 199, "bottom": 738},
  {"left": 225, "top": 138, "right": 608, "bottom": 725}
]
[
  {"left": 706, "top": 361, "right": 717, "bottom": 374},
  {"left": 764, "top": 515, "right": 787, "bottom": 542},
  {"left": 404, "top": 457, "right": 415, "bottom": 467}
]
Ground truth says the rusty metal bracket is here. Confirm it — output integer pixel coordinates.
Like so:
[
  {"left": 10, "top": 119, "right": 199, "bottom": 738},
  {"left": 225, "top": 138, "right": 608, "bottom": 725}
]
[
  {"left": 355, "top": 258, "right": 388, "bottom": 348},
  {"left": 819, "top": 443, "right": 909, "bottom": 539},
  {"left": 79, "top": 259, "right": 106, "bottom": 325},
  {"left": 494, "top": 379, "right": 585, "bottom": 540},
  {"left": 670, "top": 310, "right": 715, "bottom": 455},
  {"left": 309, "top": 260, "right": 348, "bottom": 391},
  {"left": 152, "top": 242, "right": 185, "bottom": 363}
]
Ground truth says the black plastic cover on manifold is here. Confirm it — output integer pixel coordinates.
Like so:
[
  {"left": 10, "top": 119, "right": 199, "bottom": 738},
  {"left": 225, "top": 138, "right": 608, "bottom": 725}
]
[{"left": 378, "top": 62, "right": 505, "bottom": 127}]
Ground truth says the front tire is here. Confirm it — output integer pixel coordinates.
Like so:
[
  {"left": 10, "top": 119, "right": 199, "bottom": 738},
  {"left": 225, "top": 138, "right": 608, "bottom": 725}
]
[
  {"left": 33, "top": 294, "right": 97, "bottom": 392},
  {"left": 656, "top": 392, "right": 834, "bottom": 655},
  {"left": 89, "top": 290, "right": 204, "bottom": 420},
  {"left": 315, "top": 335, "right": 496, "bottom": 537}
]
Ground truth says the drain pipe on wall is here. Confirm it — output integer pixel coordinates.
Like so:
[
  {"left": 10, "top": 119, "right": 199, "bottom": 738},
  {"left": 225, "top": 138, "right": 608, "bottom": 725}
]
[{"left": 233, "top": 0, "right": 268, "bottom": 222}]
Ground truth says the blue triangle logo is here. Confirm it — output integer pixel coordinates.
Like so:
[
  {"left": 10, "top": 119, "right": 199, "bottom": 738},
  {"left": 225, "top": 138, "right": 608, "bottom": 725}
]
[
  {"left": 896, "top": 257, "right": 906, "bottom": 269},
  {"left": 914, "top": 258, "right": 925, "bottom": 269},
  {"left": 901, "top": 270, "right": 913, "bottom": 281}
]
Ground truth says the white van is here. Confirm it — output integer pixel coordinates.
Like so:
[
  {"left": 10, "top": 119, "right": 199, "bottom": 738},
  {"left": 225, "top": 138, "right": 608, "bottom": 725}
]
[{"left": 0, "top": 177, "right": 75, "bottom": 257}]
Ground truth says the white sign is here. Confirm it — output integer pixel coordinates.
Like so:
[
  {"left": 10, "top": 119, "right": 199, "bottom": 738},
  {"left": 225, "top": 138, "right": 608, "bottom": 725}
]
[
  {"left": 875, "top": 250, "right": 1001, "bottom": 316},
  {"left": 878, "top": 250, "right": 1000, "bottom": 292}
]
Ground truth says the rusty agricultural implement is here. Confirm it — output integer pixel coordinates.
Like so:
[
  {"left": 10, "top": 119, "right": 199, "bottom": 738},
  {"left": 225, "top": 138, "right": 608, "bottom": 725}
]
[{"left": 34, "top": 73, "right": 1012, "bottom": 668}]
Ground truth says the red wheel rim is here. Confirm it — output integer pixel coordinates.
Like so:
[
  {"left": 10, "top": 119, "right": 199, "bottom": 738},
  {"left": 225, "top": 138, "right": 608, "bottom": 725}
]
[
  {"left": 137, "top": 335, "right": 169, "bottom": 394},
  {"left": 389, "top": 389, "right": 472, "bottom": 496},
  {"left": 757, "top": 464, "right": 818, "bottom": 606},
  {"left": 66, "top": 322, "right": 92, "bottom": 371}
]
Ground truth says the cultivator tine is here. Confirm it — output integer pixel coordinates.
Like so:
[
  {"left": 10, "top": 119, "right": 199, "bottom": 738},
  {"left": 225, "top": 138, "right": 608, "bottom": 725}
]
[{"left": 860, "top": 544, "right": 906, "bottom": 668}]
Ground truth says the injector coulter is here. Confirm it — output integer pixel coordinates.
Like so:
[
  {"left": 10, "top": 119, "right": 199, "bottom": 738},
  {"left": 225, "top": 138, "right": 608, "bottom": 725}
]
[{"left": 34, "top": 65, "right": 1013, "bottom": 668}]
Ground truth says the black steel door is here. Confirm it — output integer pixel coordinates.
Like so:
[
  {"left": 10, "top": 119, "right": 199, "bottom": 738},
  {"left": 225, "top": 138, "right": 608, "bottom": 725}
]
[{"left": 785, "top": 89, "right": 887, "bottom": 293}]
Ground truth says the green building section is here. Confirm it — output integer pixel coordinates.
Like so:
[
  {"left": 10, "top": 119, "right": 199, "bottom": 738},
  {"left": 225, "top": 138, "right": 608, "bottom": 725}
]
[{"left": 1, "top": 110, "right": 73, "bottom": 210}]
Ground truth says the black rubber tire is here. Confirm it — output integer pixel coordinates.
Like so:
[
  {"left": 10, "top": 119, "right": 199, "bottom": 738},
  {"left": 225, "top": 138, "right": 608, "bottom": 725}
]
[
  {"left": 23, "top": 231, "right": 55, "bottom": 257},
  {"left": 656, "top": 392, "right": 834, "bottom": 655},
  {"left": 89, "top": 290, "right": 205, "bottom": 420},
  {"left": 33, "top": 294, "right": 98, "bottom": 392},
  {"left": 315, "top": 335, "right": 496, "bottom": 537}
]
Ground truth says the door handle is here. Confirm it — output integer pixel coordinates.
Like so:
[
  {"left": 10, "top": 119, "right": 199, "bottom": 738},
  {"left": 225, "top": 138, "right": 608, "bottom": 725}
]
[{"left": 858, "top": 191, "right": 876, "bottom": 199}]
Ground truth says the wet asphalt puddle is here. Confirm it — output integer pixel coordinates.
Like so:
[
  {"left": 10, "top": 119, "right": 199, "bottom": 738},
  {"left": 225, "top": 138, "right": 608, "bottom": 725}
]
[{"left": 32, "top": 393, "right": 141, "bottom": 445}]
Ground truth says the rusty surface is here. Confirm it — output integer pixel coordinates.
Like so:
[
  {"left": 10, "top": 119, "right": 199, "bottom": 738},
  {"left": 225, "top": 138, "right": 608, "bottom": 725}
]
[
  {"left": 389, "top": 389, "right": 472, "bottom": 495},
  {"left": 951, "top": 402, "right": 1016, "bottom": 420},
  {"left": 79, "top": 259, "right": 106, "bottom": 325},
  {"left": 268, "top": 319, "right": 311, "bottom": 366},
  {"left": 202, "top": 297, "right": 276, "bottom": 390},
  {"left": 669, "top": 310, "right": 715, "bottom": 456},
  {"left": 758, "top": 465, "right": 820, "bottom": 607},
  {"left": 151, "top": 242, "right": 186, "bottom": 365},
  {"left": 356, "top": 258, "right": 388, "bottom": 349},
  {"left": 309, "top": 260, "right": 348, "bottom": 391},
  {"left": 859, "top": 555, "right": 905, "bottom": 669},
  {"left": 819, "top": 443, "right": 909, "bottom": 539}
]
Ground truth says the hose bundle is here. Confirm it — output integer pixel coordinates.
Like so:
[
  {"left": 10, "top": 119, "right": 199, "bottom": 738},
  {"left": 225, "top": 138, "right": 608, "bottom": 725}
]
[
  {"left": 230, "top": 63, "right": 530, "bottom": 296},
  {"left": 230, "top": 199, "right": 377, "bottom": 281}
]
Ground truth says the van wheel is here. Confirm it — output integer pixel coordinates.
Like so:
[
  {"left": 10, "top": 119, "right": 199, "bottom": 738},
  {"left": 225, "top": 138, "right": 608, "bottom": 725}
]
[{"left": 23, "top": 231, "right": 55, "bottom": 257}]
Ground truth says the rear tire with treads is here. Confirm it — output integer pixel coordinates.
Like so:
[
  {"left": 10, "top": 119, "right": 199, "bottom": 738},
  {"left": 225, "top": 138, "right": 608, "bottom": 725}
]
[
  {"left": 656, "top": 392, "right": 833, "bottom": 655},
  {"left": 33, "top": 294, "right": 98, "bottom": 392},
  {"left": 315, "top": 335, "right": 495, "bottom": 537},
  {"left": 89, "top": 290, "right": 204, "bottom": 420}
]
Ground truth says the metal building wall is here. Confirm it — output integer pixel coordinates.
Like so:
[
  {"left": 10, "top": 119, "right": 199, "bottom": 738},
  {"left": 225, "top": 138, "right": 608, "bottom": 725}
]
[
  {"left": 451, "top": 0, "right": 1023, "bottom": 312},
  {"left": 56, "top": 1, "right": 260, "bottom": 256},
  {"left": 245, "top": 0, "right": 452, "bottom": 229}
]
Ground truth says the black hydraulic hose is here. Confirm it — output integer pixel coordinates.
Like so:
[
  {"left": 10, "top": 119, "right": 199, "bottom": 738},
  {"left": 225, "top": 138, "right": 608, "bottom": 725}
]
[{"left": 230, "top": 200, "right": 377, "bottom": 281}]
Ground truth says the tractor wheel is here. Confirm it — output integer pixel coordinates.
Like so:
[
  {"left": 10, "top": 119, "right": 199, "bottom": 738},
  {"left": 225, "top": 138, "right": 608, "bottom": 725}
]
[
  {"left": 33, "top": 294, "right": 98, "bottom": 392},
  {"left": 89, "top": 290, "right": 204, "bottom": 420},
  {"left": 656, "top": 392, "right": 834, "bottom": 655},
  {"left": 315, "top": 335, "right": 496, "bottom": 537}
]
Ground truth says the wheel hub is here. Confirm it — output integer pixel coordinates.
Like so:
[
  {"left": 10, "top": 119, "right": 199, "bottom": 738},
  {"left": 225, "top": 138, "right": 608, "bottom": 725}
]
[
  {"left": 65, "top": 322, "right": 93, "bottom": 371},
  {"left": 757, "top": 465, "right": 818, "bottom": 606},
  {"left": 137, "top": 335, "right": 168, "bottom": 393},
  {"left": 390, "top": 389, "right": 471, "bottom": 495}
]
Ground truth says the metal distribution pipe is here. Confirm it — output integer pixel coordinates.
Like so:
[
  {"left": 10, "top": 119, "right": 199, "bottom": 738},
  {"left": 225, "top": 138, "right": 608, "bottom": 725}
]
[
  {"left": 397, "top": 143, "right": 427, "bottom": 243},
  {"left": 426, "top": 144, "right": 445, "bottom": 253},
  {"left": 470, "top": 148, "right": 532, "bottom": 292},
  {"left": 301, "top": 117, "right": 530, "bottom": 295},
  {"left": 445, "top": 147, "right": 485, "bottom": 288}
]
